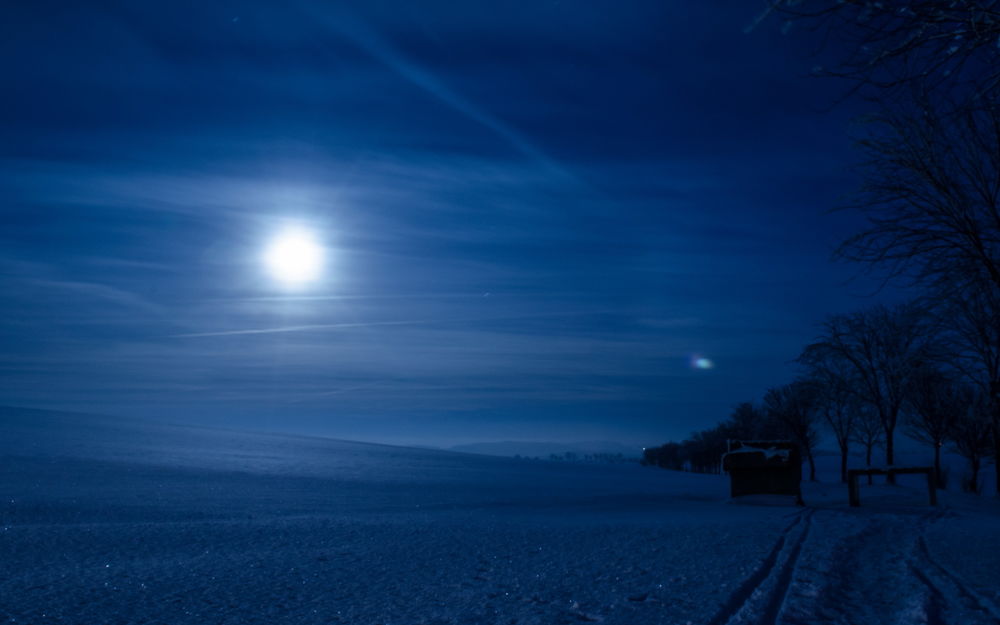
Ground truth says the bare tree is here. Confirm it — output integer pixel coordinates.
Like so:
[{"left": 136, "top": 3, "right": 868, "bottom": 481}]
[
  {"left": 944, "top": 281, "right": 1000, "bottom": 495},
  {"left": 727, "top": 400, "right": 786, "bottom": 441},
  {"left": 760, "top": 1, "right": 1000, "bottom": 104},
  {"left": 840, "top": 96, "right": 1000, "bottom": 494},
  {"left": 840, "top": 99, "right": 1000, "bottom": 295},
  {"left": 800, "top": 354, "right": 857, "bottom": 483},
  {"left": 756, "top": 3, "right": 1000, "bottom": 493},
  {"left": 727, "top": 401, "right": 765, "bottom": 441},
  {"left": 763, "top": 381, "right": 821, "bottom": 481},
  {"left": 904, "top": 365, "right": 959, "bottom": 488},
  {"left": 951, "top": 387, "right": 995, "bottom": 493},
  {"left": 802, "top": 303, "right": 937, "bottom": 482},
  {"left": 851, "top": 404, "right": 883, "bottom": 485}
]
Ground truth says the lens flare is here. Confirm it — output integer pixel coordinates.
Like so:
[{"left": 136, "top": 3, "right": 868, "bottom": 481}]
[{"left": 690, "top": 355, "right": 714, "bottom": 370}]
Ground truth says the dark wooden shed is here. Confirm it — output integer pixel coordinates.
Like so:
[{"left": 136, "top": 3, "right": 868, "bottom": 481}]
[{"left": 722, "top": 440, "right": 803, "bottom": 505}]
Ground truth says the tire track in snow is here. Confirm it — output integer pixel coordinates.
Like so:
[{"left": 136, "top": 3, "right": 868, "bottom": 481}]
[
  {"left": 796, "top": 508, "right": 978, "bottom": 625},
  {"left": 784, "top": 506, "right": 999, "bottom": 625},
  {"left": 913, "top": 531, "right": 1000, "bottom": 624},
  {"left": 757, "top": 511, "right": 812, "bottom": 625},
  {"left": 747, "top": 509, "right": 935, "bottom": 625},
  {"left": 908, "top": 563, "right": 947, "bottom": 625},
  {"left": 714, "top": 503, "right": 997, "bottom": 625},
  {"left": 708, "top": 509, "right": 814, "bottom": 625}
]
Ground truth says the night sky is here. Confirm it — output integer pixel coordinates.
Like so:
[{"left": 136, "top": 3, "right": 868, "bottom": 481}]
[{"left": 1, "top": 1, "right": 896, "bottom": 446}]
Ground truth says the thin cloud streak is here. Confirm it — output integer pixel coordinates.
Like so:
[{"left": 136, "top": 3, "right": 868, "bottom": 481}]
[
  {"left": 315, "top": 7, "right": 576, "bottom": 182},
  {"left": 0, "top": 256, "right": 166, "bottom": 316},
  {"left": 230, "top": 293, "right": 493, "bottom": 303},
  {"left": 27, "top": 280, "right": 164, "bottom": 315},
  {"left": 170, "top": 310, "right": 629, "bottom": 339},
  {"left": 173, "top": 319, "right": 431, "bottom": 338}
]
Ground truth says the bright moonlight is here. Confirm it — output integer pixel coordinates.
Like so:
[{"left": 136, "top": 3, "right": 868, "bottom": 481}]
[{"left": 263, "top": 227, "right": 325, "bottom": 286}]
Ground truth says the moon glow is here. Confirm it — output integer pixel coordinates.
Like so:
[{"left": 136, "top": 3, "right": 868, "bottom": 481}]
[{"left": 263, "top": 227, "right": 325, "bottom": 286}]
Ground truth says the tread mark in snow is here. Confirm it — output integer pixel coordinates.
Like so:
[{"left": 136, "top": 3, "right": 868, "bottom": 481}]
[
  {"left": 909, "top": 563, "right": 946, "bottom": 625},
  {"left": 708, "top": 509, "right": 814, "bottom": 625},
  {"left": 915, "top": 535, "right": 1000, "bottom": 624},
  {"left": 757, "top": 510, "right": 812, "bottom": 625}
]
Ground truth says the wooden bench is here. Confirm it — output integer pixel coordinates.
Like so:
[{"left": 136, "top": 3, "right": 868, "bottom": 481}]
[{"left": 847, "top": 467, "right": 937, "bottom": 507}]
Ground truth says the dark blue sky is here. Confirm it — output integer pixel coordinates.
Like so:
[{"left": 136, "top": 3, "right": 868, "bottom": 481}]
[{"left": 1, "top": 1, "right": 896, "bottom": 446}]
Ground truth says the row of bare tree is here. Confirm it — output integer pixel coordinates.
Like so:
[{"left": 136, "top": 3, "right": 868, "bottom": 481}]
[
  {"left": 646, "top": 3, "right": 1000, "bottom": 494},
  {"left": 770, "top": 2, "right": 1000, "bottom": 494},
  {"left": 643, "top": 301, "right": 994, "bottom": 492},
  {"left": 800, "top": 302, "right": 994, "bottom": 491}
]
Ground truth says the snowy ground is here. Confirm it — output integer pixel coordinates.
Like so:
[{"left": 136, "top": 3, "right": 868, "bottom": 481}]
[{"left": 1, "top": 407, "right": 998, "bottom": 624}]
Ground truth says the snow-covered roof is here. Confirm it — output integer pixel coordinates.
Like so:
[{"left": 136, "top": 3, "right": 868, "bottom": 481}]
[
  {"left": 722, "top": 445, "right": 795, "bottom": 470},
  {"left": 725, "top": 446, "right": 790, "bottom": 461}
]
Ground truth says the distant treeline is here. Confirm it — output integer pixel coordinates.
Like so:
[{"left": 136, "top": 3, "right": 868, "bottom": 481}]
[
  {"left": 516, "top": 452, "right": 636, "bottom": 464},
  {"left": 641, "top": 402, "right": 792, "bottom": 475}
]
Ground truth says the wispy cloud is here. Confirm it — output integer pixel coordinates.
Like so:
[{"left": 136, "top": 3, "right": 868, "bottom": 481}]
[
  {"left": 0, "top": 256, "right": 165, "bottom": 316},
  {"left": 28, "top": 279, "right": 165, "bottom": 315},
  {"left": 172, "top": 319, "right": 429, "bottom": 338},
  {"left": 311, "top": 7, "right": 576, "bottom": 182},
  {"left": 170, "top": 310, "right": 619, "bottom": 338}
]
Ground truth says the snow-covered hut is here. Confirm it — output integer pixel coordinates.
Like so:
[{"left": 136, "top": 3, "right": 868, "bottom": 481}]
[{"left": 722, "top": 440, "right": 803, "bottom": 505}]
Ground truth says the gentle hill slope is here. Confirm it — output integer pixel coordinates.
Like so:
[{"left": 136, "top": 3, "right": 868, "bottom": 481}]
[
  {"left": 0, "top": 405, "right": 728, "bottom": 523},
  {"left": 3, "top": 406, "right": 997, "bottom": 625}
]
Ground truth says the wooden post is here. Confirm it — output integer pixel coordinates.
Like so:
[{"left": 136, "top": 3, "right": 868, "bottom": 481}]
[{"left": 847, "top": 467, "right": 936, "bottom": 507}]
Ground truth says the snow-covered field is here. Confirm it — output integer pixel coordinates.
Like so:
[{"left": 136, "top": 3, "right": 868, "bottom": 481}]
[{"left": 1, "top": 407, "right": 998, "bottom": 624}]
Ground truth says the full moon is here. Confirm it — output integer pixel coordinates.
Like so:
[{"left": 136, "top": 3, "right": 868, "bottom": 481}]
[{"left": 263, "top": 227, "right": 325, "bottom": 286}]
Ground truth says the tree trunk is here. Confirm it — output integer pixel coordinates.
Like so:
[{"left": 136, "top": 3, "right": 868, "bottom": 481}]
[
  {"left": 807, "top": 447, "right": 817, "bottom": 482},
  {"left": 994, "top": 411, "right": 1000, "bottom": 497},
  {"left": 866, "top": 445, "right": 873, "bottom": 485},
  {"left": 991, "top": 382, "right": 999, "bottom": 496},
  {"left": 933, "top": 443, "right": 942, "bottom": 490},
  {"left": 885, "top": 426, "right": 896, "bottom": 485},
  {"left": 839, "top": 440, "right": 849, "bottom": 484},
  {"left": 994, "top": 429, "right": 1000, "bottom": 496}
]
